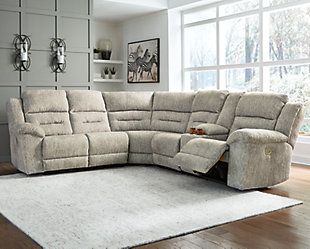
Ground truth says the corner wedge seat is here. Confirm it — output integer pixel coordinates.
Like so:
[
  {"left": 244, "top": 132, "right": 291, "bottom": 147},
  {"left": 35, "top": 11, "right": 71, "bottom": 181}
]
[
  {"left": 43, "top": 134, "right": 88, "bottom": 171},
  {"left": 126, "top": 131, "right": 158, "bottom": 164},
  {"left": 87, "top": 132, "right": 129, "bottom": 167}
]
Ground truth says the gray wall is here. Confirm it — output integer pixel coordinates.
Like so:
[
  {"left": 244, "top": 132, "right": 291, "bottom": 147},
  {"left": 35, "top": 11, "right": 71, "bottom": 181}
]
[{"left": 0, "top": 0, "right": 93, "bottom": 161}]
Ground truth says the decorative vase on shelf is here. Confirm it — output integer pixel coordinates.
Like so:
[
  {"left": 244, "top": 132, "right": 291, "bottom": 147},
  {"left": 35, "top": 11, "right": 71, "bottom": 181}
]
[
  {"left": 110, "top": 67, "right": 116, "bottom": 80},
  {"left": 99, "top": 39, "right": 112, "bottom": 60},
  {"left": 103, "top": 67, "right": 109, "bottom": 79}
]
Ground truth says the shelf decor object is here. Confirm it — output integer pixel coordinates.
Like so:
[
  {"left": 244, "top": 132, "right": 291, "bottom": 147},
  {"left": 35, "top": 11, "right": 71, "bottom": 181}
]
[
  {"left": 50, "top": 38, "right": 66, "bottom": 73},
  {"left": 99, "top": 39, "right": 112, "bottom": 60},
  {"left": 13, "top": 34, "right": 31, "bottom": 71},
  {"left": 128, "top": 38, "right": 159, "bottom": 83}
]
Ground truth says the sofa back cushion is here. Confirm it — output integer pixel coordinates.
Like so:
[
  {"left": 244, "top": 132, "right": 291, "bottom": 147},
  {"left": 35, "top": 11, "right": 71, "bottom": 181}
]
[
  {"left": 103, "top": 92, "right": 154, "bottom": 131},
  {"left": 186, "top": 90, "right": 228, "bottom": 132},
  {"left": 230, "top": 92, "right": 288, "bottom": 134},
  {"left": 151, "top": 92, "right": 195, "bottom": 133},
  {"left": 22, "top": 90, "right": 72, "bottom": 136},
  {"left": 216, "top": 92, "right": 244, "bottom": 129},
  {"left": 275, "top": 102, "right": 304, "bottom": 147},
  {"left": 67, "top": 90, "right": 111, "bottom": 134}
]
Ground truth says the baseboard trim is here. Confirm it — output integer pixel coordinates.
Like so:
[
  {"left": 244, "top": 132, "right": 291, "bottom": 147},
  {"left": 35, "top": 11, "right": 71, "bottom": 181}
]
[{"left": 292, "top": 155, "right": 310, "bottom": 166}]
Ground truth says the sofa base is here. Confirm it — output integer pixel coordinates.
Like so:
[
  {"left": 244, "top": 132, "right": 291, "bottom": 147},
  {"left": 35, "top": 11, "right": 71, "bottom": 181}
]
[
  {"left": 128, "top": 153, "right": 153, "bottom": 164},
  {"left": 153, "top": 153, "right": 181, "bottom": 171},
  {"left": 43, "top": 156, "right": 88, "bottom": 172},
  {"left": 89, "top": 153, "right": 128, "bottom": 167}
]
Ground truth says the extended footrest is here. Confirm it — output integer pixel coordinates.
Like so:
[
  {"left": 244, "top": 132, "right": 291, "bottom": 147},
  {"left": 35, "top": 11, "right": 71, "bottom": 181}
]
[{"left": 174, "top": 138, "right": 227, "bottom": 174}]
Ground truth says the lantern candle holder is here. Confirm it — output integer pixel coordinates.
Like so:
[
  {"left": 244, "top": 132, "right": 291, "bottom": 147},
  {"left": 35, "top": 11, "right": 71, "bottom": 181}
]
[{"left": 50, "top": 38, "right": 67, "bottom": 73}]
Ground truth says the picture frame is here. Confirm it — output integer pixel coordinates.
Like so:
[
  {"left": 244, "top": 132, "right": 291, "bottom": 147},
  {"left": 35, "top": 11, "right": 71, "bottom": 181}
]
[{"left": 127, "top": 38, "right": 160, "bottom": 83}]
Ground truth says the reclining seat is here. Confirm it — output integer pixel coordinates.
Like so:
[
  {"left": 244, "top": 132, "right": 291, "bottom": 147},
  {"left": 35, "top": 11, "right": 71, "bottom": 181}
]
[
  {"left": 151, "top": 92, "right": 196, "bottom": 171},
  {"left": 102, "top": 92, "right": 155, "bottom": 164},
  {"left": 20, "top": 90, "right": 89, "bottom": 173},
  {"left": 174, "top": 91, "right": 243, "bottom": 174},
  {"left": 67, "top": 90, "right": 129, "bottom": 167},
  {"left": 226, "top": 92, "right": 304, "bottom": 190}
]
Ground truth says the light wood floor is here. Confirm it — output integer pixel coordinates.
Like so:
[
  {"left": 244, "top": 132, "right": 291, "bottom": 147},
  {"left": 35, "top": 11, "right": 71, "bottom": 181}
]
[{"left": 0, "top": 162, "right": 309, "bottom": 249}]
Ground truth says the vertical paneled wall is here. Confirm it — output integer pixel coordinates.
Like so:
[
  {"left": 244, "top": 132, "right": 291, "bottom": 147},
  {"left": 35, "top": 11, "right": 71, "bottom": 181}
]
[{"left": 0, "top": 0, "right": 93, "bottom": 161}]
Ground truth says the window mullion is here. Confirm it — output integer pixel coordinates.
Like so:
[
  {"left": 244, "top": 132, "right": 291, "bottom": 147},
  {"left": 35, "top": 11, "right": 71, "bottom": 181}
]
[
  {"left": 216, "top": 5, "right": 221, "bottom": 90},
  {"left": 259, "top": 0, "right": 267, "bottom": 92}
]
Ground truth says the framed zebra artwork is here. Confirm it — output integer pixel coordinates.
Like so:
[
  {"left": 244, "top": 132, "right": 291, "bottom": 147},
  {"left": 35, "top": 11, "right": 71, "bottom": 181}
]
[{"left": 128, "top": 38, "right": 160, "bottom": 83}]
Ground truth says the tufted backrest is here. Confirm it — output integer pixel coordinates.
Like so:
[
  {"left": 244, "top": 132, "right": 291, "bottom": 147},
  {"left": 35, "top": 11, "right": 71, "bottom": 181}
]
[
  {"left": 67, "top": 90, "right": 110, "bottom": 134},
  {"left": 22, "top": 90, "right": 72, "bottom": 136},
  {"left": 186, "top": 90, "right": 229, "bottom": 132},
  {"left": 103, "top": 92, "right": 154, "bottom": 131},
  {"left": 230, "top": 92, "right": 288, "bottom": 134},
  {"left": 151, "top": 92, "right": 195, "bottom": 133}
]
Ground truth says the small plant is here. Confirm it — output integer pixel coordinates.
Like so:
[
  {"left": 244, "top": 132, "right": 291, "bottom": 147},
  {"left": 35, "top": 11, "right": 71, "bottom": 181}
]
[
  {"left": 104, "top": 67, "right": 109, "bottom": 75},
  {"left": 93, "top": 48, "right": 100, "bottom": 53},
  {"left": 110, "top": 67, "right": 116, "bottom": 75}
]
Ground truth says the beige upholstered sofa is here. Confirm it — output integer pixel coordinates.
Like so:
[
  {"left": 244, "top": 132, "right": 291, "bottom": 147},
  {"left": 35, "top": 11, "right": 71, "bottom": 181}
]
[{"left": 7, "top": 90, "right": 304, "bottom": 190}]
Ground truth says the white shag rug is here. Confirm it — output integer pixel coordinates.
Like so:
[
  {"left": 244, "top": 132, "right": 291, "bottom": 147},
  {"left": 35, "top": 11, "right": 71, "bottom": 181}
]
[{"left": 0, "top": 166, "right": 301, "bottom": 249}]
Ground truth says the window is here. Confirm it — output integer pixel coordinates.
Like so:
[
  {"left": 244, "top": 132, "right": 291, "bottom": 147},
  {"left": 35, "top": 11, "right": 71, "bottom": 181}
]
[{"left": 182, "top": 0, "right": 310, "bottom": 135}]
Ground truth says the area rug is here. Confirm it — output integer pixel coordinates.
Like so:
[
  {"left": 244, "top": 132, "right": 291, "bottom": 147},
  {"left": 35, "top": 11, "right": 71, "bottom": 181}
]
[{"left": 0, "top": 166, "right": 302, "bottom": 249}]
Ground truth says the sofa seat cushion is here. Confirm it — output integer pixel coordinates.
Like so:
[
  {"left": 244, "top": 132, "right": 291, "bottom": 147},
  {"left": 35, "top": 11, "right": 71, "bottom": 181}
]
[
  {"left": 87, "top": 132, "right": 129, "bottom": 155},
  {"left": 43, "top": 134, "right": 88, "bottom": 160},
  {"left": 87, "top": 132, "right": 129, "bottom": 167},
  {"left": 126, "top": 131, "right": 158, "bottom": 154},
  {"left": 152, "top": 132, "right": 182, "bottom": 157}
]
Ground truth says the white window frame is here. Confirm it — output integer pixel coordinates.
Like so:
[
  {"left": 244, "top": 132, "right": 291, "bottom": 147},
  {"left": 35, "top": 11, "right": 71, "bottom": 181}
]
[{"left": 181, "top": 0, "right": 310, "bottom": 134}]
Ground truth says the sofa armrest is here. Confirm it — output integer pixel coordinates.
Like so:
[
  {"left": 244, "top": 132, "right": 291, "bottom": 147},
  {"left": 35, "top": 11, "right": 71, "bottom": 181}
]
[
  {"left": 227, "top": 129, "right": 288, "bottom": 145},
  {"left": 195, "top": 123, "right": 229, "bottom": 135},
  {"left": 12, "top": 123, "right": 45, "bottom": 138}
]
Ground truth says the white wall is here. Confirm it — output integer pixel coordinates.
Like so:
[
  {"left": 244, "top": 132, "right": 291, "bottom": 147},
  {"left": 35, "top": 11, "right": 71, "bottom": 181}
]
[
  {"left": 121, "top": 10, "right": 170, "bottom": 91},
  {"left": 93, "top": 20, "right": 124, "bottom": 91}
]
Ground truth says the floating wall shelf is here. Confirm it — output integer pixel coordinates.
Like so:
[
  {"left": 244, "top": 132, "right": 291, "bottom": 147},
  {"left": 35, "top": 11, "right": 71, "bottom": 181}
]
[
  {"left": 93, "top": 78, "right": 124, "bottom": 83},
  {"left": 93, "top": 59, "right": 123, "bottom": 65}
]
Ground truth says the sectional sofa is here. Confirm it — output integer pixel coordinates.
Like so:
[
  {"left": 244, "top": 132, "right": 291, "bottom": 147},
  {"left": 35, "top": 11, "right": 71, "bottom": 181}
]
[{"left": 7, "top": 90, "right": 304, "bottom": 190}]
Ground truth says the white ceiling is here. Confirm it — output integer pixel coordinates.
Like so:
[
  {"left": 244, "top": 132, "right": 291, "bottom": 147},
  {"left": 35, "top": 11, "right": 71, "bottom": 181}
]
[{"left": 93, "top": 0, "right": 168, "bottom": 22}]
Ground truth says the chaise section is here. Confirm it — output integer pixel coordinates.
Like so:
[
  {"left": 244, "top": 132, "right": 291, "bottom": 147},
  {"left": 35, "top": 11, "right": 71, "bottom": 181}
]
[
  {"left": 175, "top": 138, "right": 227, "bottom": 175},
  {"left": 87, "top": 132, "right": 129, "bottom": 167},
  {"left": 126, "top": 131, "right": 158, "bottom": 164},
  {"left": 103, "top": 92, "right": 154, "bottom": 131},
  {"left": 152, "top": 132, "right": 182, "bottom": 170},
  {"left": 67, "top": 90, "right": 111, "bottom": 134},
  {"left": 42, "top": 134, "right": 88, "bottom": 171}
]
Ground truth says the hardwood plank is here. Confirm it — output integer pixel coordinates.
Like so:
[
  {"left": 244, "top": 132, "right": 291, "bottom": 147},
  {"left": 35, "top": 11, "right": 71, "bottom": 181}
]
[{"left": 0, "top": 162, "right": 309, "bottom": 249}]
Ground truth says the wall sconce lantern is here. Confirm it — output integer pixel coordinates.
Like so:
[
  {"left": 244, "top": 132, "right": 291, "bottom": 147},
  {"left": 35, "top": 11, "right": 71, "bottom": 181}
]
[
  {"left": 13, "top": 34, "right": 31, "bottom": 71},
  {"left": 50, "top": 38, "right": 66, "bottom": 73}
]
